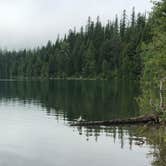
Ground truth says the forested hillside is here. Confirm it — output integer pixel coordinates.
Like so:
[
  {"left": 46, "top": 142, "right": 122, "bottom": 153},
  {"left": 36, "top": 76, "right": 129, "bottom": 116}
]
[
  {"left": 0, "top": 8, "right": 150, "bottom": 79},
  {"left": 0, "top": 1, "right": 165, "bottom": 82}
]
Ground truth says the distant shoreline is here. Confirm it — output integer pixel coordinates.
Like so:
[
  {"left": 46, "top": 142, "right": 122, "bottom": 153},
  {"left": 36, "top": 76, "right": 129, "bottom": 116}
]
[{"left": 0, "top": 77, "right": 108, "bottom": 81}]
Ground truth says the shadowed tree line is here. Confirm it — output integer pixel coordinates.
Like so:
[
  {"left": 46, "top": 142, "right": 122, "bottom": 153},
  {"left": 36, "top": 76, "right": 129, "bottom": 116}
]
[{"left": 0, "top": 8, "right": 150, "bottom": 80}]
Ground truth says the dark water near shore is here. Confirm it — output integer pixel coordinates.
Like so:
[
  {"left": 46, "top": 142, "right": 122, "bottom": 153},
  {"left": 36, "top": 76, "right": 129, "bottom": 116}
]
[{"left": 0, "top": 80, "right": 165, "bottom": 166}]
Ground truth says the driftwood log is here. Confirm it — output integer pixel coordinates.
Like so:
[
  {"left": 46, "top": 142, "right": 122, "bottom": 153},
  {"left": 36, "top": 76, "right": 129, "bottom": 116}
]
[{"left": 71, "top": 114, "right": 159, "bottom": 126}]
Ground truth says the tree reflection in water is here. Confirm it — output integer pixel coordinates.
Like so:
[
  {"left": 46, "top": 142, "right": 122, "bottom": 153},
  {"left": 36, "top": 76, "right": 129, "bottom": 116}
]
[
  {"left": 73, "top": 125, "right": 166, "bottom": 166},
  {"left": 0, "top": 80, "right": 165, "bottom": 166}
]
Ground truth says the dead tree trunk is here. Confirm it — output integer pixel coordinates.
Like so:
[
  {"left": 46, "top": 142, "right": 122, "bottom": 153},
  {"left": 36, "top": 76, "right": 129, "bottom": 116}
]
[{"left": 71, "top": 114, "right": 159, "bottom": 126}]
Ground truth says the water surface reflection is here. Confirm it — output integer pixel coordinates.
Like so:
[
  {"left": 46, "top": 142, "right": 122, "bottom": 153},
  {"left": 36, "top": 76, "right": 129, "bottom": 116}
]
[{"left": 0, "top": 80, "right": 164, "bottom": 166}]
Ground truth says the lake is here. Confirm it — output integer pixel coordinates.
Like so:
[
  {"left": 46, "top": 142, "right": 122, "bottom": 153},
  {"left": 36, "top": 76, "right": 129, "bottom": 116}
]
[{"left": 0, "top": 80, "right": 165, "bottom": 166}]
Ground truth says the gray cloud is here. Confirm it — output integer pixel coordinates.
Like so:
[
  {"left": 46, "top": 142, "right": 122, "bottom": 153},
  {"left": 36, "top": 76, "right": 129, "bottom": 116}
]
[{"left": 0, "top": 0, "right": 152, "bottom": 50}]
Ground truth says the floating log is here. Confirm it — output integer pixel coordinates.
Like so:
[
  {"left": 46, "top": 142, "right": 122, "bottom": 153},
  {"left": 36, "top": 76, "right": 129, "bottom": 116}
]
[{"left": 70, "top": 114, "right": 159, "bottom": 126}]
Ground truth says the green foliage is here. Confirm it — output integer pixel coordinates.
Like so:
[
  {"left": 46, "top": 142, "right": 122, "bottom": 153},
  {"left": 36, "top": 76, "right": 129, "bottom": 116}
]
[
  {"left": 0, "top": 9, "right": 151, "bottom": 80},
  {"left": 83, "top": 42, "right": 96, "bottom": 77},
  {"left": 141, "top": 0, "right": 166, "bottom": 86},
  {"left": 138, "top": 0, "right": 166, "bottom": 114}
]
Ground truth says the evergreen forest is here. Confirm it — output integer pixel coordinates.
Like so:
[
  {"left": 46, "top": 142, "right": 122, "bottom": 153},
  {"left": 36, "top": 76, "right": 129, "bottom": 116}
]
[{"left": 0, "top": 0, "right": 165, "bottom": 86}]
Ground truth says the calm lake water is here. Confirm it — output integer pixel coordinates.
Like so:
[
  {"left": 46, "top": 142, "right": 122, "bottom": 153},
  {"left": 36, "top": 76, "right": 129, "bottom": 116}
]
[{"left": 0, "top": 80, "right": 165, "bottom": 166}]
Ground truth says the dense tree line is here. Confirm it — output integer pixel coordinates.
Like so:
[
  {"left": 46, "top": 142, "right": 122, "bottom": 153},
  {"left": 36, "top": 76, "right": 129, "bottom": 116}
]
[
  {"left": 141, "top": 0, "right": 166, "bottom": 85},
  {"left": 139, "top": 0, "right": 166, "bottom": 114},
  {"left": 0, "top": 8, "right": 150, "bottom": 79}
]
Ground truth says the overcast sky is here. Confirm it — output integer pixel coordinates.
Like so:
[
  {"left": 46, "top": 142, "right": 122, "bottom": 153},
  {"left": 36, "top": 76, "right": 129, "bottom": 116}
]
[{"left": 0, "top": 0, "right": 153, "bottom": 50}]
